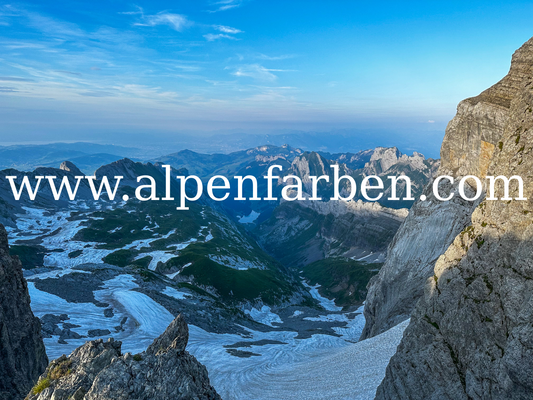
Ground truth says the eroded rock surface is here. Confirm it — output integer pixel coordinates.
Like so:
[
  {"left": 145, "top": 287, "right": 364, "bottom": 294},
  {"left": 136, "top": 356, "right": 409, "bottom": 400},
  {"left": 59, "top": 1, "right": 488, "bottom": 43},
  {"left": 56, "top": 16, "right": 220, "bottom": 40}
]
[
  {"left": 376, "top": 36, "right": 533, "bottom": 399},
  {"left": 27, "top": 314, "right": 221, "bottom": 400},
  {"left": 361, "top": 37, "right": 531, "bottom": 339},
  {"left": 0, "top": 224, "right": 48, "bottom": 400}
]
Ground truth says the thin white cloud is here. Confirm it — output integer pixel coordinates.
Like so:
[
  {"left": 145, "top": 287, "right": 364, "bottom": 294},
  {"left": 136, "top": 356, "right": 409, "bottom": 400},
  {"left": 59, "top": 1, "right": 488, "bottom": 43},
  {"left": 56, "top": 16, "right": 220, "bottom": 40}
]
[
  {"left": 214, "top": 25, "right": 242, "bottom": 34},
  {"left": 207, "top": 0, "right": 247, "bottom": 13},
  {"left": 114, "top": 84, "right": 180, "bottom": 101},
  {"left": 256, "top": 53, "right": 296, "bottom": 61},
  {"left": 55, "top": 70, "right": 82, "bottom": 76},
  {"left": 204, "top": 33, "right": 237, "bottom": 41},
  {"left": 229, "top": 64, "right": 291, "bottom": 81},
  {"left": 0, "top": 76, "right": 35, "bottom": 82},
  {"left": 27, "top": 12, "right": 85, "bottom": 38},
  {"left": 134, "top": 12, "right": 190, "bottom": 32},
  {"left": 219, "top": 5, "right": 238, "bottom": 11}
]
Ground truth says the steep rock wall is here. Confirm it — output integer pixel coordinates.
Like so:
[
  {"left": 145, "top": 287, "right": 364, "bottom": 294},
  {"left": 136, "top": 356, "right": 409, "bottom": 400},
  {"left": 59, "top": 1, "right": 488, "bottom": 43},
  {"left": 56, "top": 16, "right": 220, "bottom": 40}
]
[
  {"left": 0, "top": 224, "right": 48, "bottom": 400},
  {"left": 362, "top": 37, "right": 533, "bottom": 339},
  {"left": 376, "top": 37, "right": 533, "bottom": 399}
]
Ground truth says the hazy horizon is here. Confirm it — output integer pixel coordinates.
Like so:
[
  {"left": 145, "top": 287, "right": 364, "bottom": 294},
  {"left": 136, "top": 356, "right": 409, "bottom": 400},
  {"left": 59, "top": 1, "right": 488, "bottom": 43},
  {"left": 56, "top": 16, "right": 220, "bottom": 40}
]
[{"left": 1, "top": 0, "right": 533, "bottom": 156}]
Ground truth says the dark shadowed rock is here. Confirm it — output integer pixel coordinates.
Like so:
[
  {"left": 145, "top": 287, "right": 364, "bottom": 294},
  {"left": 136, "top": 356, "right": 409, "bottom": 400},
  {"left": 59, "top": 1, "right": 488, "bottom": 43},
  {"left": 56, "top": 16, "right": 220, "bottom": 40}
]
[
  {"left": 0, "top": 224, "right": 48, "bottom": 400},
  {"left": 87, "top": 329, "right": 111, "bottom": 338},
  {"left": 27, "top": 315, "right": 221, "bottom": 400}
]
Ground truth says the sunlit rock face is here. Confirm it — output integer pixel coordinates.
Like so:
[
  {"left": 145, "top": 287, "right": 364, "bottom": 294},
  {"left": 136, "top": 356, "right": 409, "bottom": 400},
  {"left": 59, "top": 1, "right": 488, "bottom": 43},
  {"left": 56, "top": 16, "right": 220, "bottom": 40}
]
[
  {"left": 376, "top": 37, "right": 533, "bottom": 399},
  {"left": 0, "top": 224, "right": 48, "bottom": 400},
  {"left": 361, "top": 37, "right": 533, "bottom": 341}
]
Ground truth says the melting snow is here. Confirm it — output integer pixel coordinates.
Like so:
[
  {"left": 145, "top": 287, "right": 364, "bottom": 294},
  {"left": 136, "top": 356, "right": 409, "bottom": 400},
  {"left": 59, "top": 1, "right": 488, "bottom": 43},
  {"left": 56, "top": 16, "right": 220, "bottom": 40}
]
[
  {"left": 244, "top": 306, "right": 282, "bottom": 327},
  {"left": 239, "top": 210, "right": 260, "bottom": 224},
  {"left": 162, "top": 287, "right": 192, "bottom": 300},
  {"left": 302, "top": 281, "right": 343, "bottom": 312},
  {"left": 187, "top": 310, "right": 408, "bottom": 400},
  {"left": 29, "top": 274, "right": 175, "bottom": 359}
]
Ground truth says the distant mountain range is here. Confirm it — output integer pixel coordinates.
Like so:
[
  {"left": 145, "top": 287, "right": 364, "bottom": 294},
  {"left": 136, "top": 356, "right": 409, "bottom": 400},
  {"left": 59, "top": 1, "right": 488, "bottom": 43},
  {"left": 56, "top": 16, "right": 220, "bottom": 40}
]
[
  {"left": 0, "top": 143, "right": 438, "bottom": 309},
  {"left": 0, "top": 128, "right": 442, "bottom": 173},
  {"left": 0, "top": 143, "right": 143, "bottom": 174}
]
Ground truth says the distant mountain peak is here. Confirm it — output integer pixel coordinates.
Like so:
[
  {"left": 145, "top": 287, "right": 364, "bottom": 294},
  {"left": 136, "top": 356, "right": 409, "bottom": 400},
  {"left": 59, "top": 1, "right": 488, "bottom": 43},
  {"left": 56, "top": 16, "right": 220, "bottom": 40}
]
[{"left": 59, "top": 160, "right": 83, "bottom": 176}]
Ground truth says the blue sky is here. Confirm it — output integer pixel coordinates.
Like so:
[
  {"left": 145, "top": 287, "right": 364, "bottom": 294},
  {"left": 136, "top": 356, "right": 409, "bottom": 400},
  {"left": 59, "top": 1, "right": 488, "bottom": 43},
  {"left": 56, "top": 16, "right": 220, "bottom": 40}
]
[{"left": 0, "top": 0, "right": 532, "bottom": 153}]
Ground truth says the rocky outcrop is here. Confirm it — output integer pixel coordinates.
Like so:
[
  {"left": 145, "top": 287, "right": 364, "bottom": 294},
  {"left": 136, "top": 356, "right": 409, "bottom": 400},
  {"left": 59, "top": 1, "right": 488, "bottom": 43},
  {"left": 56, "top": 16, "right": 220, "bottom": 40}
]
[
  {"left": 0, "top": 224, "right": 48, "bottom": 400},
  {"left": 363, "top": 147, "right": 439, "bottom": 177},
  {"left": 27, "top": 315, "right": 221, "bottom": 400},
  {"left": 59, "top": 161, "right": 83, "bottom": 176},
  {"left": 361, "top": 38, "right": 528, "bottom": 339},
  {"left": 376, "top": 37, "right": 533, "bottom": 399}
]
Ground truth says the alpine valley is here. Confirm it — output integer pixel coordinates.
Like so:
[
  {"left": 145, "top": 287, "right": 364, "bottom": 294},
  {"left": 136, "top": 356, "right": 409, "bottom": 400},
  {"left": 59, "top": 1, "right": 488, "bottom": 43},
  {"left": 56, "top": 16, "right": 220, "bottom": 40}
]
[
  {"left": 1, "top": 36, "right": 533, "bottom": 400},
  {"left": 0, "top": 141, "right": 436, "bottom": 400}
]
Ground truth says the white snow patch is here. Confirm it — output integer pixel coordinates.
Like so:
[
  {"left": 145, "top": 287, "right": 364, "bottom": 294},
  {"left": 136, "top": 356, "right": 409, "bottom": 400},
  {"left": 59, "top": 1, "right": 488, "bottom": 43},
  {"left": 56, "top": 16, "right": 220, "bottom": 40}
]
[
  {"left": 29, "top": 274, "right": 175, "bottom": 359},
  {"left": 290, "top": 310, "right": 304, "bottom": 318},
  {"left": 209, "top": 254, "right": 265, "bottom": 270},
  {"left": 123, "top": 229, "right": 176, "bottom": 250},
  {"left": 244, "top": 306, "right": 282, "bottom": 327},
  {"left": 133, "top": 251, "right": 176, "bottom": 271},
  {"left": 304, "top": 314, "right": 348, "bottom": 322},
  {"left": 173, "top": 237, "right": 197, "bottom": 250},
  {"left": 165, "top": 263, "right": 192, "bottom": 279},
  {"left": 239, "top": 210, "right": 260, "bottom": 224},
  {"left": 186, "top": 315, "right": 408, "bottom": 400},
  {"left": 162, "top": 287, "right": 192, "bottom": 300},
  {"left": 302, "top": 281, "right": 342, "bottom": 312}
]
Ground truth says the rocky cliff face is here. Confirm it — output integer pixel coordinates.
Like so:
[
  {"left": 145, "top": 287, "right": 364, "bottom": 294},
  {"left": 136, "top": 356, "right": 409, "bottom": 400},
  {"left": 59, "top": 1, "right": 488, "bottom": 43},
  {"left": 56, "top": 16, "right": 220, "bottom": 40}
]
[
  {"left": 27, "top": 315, "right": 221, "bottom": 400},
  {"left": 361, "top": 38, "right": 529, "bottom": 340},
  {"left": 376, "top": 37, "right": 533, "bottom": 399},
  {"left": 255, "top": 199, "right": 406, "bottom": 267},
  {"left": 361, "top": 183, "right": 479, "bottom": 338},
  {"left": 0, "top": 224, "right": 48, "bottom": 400}
]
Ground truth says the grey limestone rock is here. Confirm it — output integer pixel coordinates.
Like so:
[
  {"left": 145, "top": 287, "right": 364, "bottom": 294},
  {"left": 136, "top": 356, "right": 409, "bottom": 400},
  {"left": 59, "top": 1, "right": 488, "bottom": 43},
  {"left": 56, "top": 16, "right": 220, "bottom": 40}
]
[
  {"left": 27, "top": 315, "right": 221, "bottom": 400},
  {"left": 59, "top": 161, "right": 83, "bottom": 176},
  {"left": 376, "top": 36, "right": 533, "bottom": 399},
  {"left": 361, "top": 36, "right": 530, "bottom": 339}
]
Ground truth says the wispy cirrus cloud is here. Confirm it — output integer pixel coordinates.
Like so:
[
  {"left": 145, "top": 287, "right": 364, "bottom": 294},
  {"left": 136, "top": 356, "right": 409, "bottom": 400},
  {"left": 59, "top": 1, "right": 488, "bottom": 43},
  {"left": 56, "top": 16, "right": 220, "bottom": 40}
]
[
  {"left": 214, "top": 25, "right": 242, "bottom": 34},
  {"left": 133, "top": 12, "right": 191, "bottom": 31},
  {"left": 204, "top": 33, "right": 238, "bottom": 41},
  {"left": 0, "top": 76, "right": 35, "bottom": 82},
  {"left": 207, "top": 0, "right": 248, "bottom": 13},
  {"left": 55, "top": 70, "right": 82, "bottom": 76},
  {"left": 229, "top": 64, "right": 292, "bottom": 81},
  {"left": 204, "top": 25, "right": 242, "bottom": 41},
  {"left": 256, "top": 53, "right": 296, "bottom": 61},
  {"left": 78, "top": 90, "right": 113, "bottom": 97}
]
